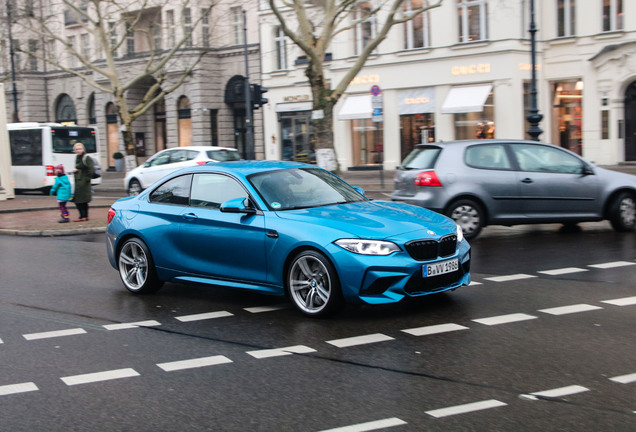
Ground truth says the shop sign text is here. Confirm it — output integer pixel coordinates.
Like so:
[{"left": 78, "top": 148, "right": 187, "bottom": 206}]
[{"left": 451, "top": 64, "right": 490, "bottom": 76}]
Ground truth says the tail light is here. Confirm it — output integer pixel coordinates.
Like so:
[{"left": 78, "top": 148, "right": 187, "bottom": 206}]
[
  {"left": 414, "top": 170, "right": 442, "bottom": 187},
  {"left": 46, "top": 165, "right": 55, "bottom": 176},
  {"left": 107, "top": 208, "right": 116, "bottom": 224}
]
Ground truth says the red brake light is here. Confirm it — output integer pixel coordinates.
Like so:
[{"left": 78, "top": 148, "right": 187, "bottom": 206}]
[
  {"left": 196, "top": 161, "right": 207, "bottom": 165},
  {"left": 46, "top": 165, "right": 55, "bottom": 176},
  {"left": 414, "top": 171, "right": 442, "bottom": 187},
  {"left": 107, "top": 208, "right": 116, "bottom": 224}
]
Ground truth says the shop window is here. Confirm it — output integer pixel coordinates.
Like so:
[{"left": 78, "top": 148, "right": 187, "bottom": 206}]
[
  {"left": 551, "top": 81, "right": 583, "bottom": 155},
  {"left": 601, "top": 110, "right": 609, "bottom": 140},
  {"left": 351, "top": 119, "right": 383, "bottom": 166},
  {"left": 453, "top": 92, "right": 494, "bottom": 140},
  {"left": 457, "top": 0, "right": 488, "bottom": 43},
  {"left": 280, "top": 112, "right": 314, "bottom": 163},
  {"left": 400, "top": 113, "right": 435, "bottom": 161}
]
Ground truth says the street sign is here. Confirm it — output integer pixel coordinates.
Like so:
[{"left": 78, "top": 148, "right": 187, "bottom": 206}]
[{"left": 370, "top": 85, "right": 381, "bottom": 96}]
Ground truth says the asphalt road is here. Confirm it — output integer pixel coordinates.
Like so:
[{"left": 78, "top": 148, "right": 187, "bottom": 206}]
[{"left": 0, "top": 224, "right": 635, "bottom": 431}]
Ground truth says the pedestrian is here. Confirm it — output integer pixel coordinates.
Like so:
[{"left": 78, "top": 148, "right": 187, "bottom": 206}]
[
  {"left": 50, "top": 164, "right": 72, "bottom": 223},
  {"left": 72, "top": 141, "right": 94, "bottom": 222}
]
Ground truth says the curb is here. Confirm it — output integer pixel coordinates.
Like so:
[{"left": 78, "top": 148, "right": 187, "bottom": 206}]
[{"left": 0, "top": 227, "right": 106, "bottom": 237}]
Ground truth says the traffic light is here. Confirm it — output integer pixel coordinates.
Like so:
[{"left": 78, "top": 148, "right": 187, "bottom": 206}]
[{"left": 251, "top": 83, "right": 269, "bottom": 109}]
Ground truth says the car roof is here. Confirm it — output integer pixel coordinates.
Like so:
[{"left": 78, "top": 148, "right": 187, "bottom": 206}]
[
  {"left": 416, "top": 139, "right": 554, "bottom": 149},
  {"left": 164, "top": 146, "right": 238, "bottom": 152},
  {"left": 183, "top": 159, "right": 317, "bottom": 177}
]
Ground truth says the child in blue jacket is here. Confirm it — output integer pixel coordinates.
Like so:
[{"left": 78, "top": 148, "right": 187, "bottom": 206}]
[{"left": 50, "top": 164, "right": 72, "bottom": 223}]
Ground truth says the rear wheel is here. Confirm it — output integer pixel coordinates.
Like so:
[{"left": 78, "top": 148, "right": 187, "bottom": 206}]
[
  {"left": 446, "top": 199, "right": 484, "bottom": 240},
  {"left": 286, "top": 250, "right": 343, "bottom": 317},
  {"left": 128, "top": 179, "right": 142, "bottom": 196},
  {"left": 118, "top": 238, "right": 163, "bottom": 294},
  {"left": 609, "top": 192, "right": 636, "bottom": 232}
]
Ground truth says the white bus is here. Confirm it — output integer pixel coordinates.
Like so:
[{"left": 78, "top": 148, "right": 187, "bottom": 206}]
[{"left": 8, "top": 122, "right": 102, "bottom": 194}]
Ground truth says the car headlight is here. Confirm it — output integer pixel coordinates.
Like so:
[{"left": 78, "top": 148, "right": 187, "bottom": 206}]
[
  {"left": 335, "top": 239, "right": 401, "bottom": 256},
  {"left": 456, "top": 224, "right": 464, "bottom": 242}
]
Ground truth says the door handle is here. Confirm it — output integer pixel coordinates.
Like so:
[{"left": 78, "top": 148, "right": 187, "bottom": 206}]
[
  {"left": 182, "top": 213, "right": 198, "bottom": 221},
  {"left": 521, "top": 178, "right": 533, "bottom": 184},
  {"left": 266, "top": 230, "right": 279, "bottom": 238}
]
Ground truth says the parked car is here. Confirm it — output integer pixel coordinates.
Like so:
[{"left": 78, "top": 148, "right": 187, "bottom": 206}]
[
  {"left": 392, "top": 139, "right": 636, "bottom": 239},
  {"left": 106, "top": 160, "right": 471, "bottom": 317},
  {"left": 124, "top": 146, "right": 240, "bottom": 195}
]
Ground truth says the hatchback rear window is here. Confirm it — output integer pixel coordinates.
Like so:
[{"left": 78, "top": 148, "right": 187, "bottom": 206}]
[{"left": 400, "top": 147, "right": 441, "bottom": 170}]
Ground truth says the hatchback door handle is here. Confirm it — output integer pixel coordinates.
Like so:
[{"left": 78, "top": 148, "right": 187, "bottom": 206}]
[
  {"left": 521, "top": 178, "right": 533, "bottom": 184},
  {"left": 182, "top": 213, "right": 198, "bottom": 221}
]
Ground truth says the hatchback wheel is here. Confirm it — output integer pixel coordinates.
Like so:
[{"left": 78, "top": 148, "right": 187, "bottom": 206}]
[
  {"left": 128, "top": 179, "right": 142, "bottom": 196},
  {"left": 287, "top": 250, "right": 343, "bottom": 317},
  {"left": 447, "top": 199, "right": 484, "bottom": 240},
  {"left": 609, "top": 192, "right": 636, "bottom": 232},
  {"left": 118, "top": 238, "right": 163, "bottom": 294}
]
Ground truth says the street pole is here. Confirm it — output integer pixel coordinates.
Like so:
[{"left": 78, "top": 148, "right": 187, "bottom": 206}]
[
  {"left": 526, "top": 0, "right": 543, "bottom": 141},
  {"left": 6, "top": 0, "right": 20, "bottom": 122},
  {"left": 242, "top": 9, "right": 254, "bottom": 160}
]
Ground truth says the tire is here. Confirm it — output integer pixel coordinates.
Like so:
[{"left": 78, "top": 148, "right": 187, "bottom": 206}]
[
  {"left": 117, "top": 238, "right": 163, "bottom": 294},
  {"left": 128, "top": 179, "right": 142, "bottom": 196},
  {"left": 446, "top": 199, "right": 484, "bottom": 240},
  {"left": 608, "top": 192, "right": 636, "bottom": 232},
  {"left": 286, "top": 250, "right": 343, "bottom": 317}
]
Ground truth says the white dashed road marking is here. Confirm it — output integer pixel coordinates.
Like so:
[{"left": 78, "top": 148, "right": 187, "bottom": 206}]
[
  {"left": 175, "top": 311, "right": 233, "bottom": 322},
  {"left": 318, "top": 417, "right": 407, "bottom": 432},
  {"left": 602, "top": 296, "right": 636, "bottom": 306},
  {"left": 23, "top": 328, "right": 87, "bottom": 340},
  {"left": 588, "top": 261, "right": 636, "bottom": 269},
  {"left": 103, "top": 320, "right": 161, "bottom": 330},
  {"left": 402, "top": 323, "right": 469, "bottom": 336},
  {"left": 609, "top": 373, "right": 636, "bottom": 384},
  {"left": 527, "top": 385, "right": 590, "bottom": 399},
  {"left": 538, "top": 267, "right": 588, "bottom": 275},
  {"left": 0, "top": 382, "right": 38, "bottom": 396},
  {"left": 539, "top": 304, "right": 603, "bottom": 315},
  {"left": 484, "top": 274, "right": 536, "bottom": 282},
  {"left": 473, "top": 313, "right": 537, "bottom": 326},
  {"left": 61, "top": 368, "right": 140, "bottom": 386},
  {"left": 157, "top": 355, "right": 233, "bottom": 372},
  {"left": 327, "top": 333, "right": 394, "bottom": 348},
  {"left": 425, "top": 399, "right": 507, "bottom": 418},
  {"left": 247, "top": 345, "right": 316, "bottom": 359}
]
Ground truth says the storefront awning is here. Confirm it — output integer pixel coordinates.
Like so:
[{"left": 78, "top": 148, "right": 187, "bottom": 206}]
[
  {"left": 275, "top": 102, "right": 313, "bottom": 112},
  {"left": 441, "top": 84, "right": 492, "bottom": 114},
  {"left": 337, "top": 95, "right": 372, "bottom": 120},
  {"left": 398, "top": 88, "right": 435, "bottom": 115}
]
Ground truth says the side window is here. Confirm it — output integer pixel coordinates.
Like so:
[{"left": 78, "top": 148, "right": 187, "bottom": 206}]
[
  {"left": 9, "top": 129, "right": 43, "bottom": 166},
  {"left": 149, "top": 174, "right": 192, "bottom": 205},
  {"left": 511, "top": 144, "right": 583, "bottom": 174},
  {"left": 170, "top": 149, "right": 190, "bottom": 163},
  {"left": 185, "top": 150, "right": 199, "bottom": 160},
  {"left": 465, "top": 144, "right": 511, "bottom": 170},
  {"left": 150, "top": 151, "right": 172, "bottom": 166},
  {"left": 190, "top": 173, "right": 247, "bottom": 209}
]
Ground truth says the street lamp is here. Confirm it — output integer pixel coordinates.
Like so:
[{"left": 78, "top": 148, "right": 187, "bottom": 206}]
[
  {"left": 6, "top": 0, "right": 20, "bottom": 122},
  {"left": 526, "top": 0, "right": 542, "bottom": 141}
]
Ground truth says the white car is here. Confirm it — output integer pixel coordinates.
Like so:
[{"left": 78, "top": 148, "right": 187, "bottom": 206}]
[{"left": 124, "top": 146, "right": 241, "bottom": 195}]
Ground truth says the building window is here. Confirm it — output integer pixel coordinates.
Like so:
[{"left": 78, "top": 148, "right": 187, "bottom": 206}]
[
  {"left": 351, "top": 119, "right": 383, "bottom": 165},
  {"left": 457, "top": 0, "right": 488, "bottom": 43},
  {"left": 557, "top": 0, "right": 575, "bottom": 37},
  {"left": 201, "top": 8, "right": 210, "bottom": 48},
  {"left": 231, "top": 7, "right": 243, "bottom": 45},
  {"left": 210, "top": 109, "right": 218, "bottom": 146},
  {"left": 67, "top": 36, "right": 77, "bottom": 67},
  {"left": 152, "top": 23, "right": 162, "bottom": 52},
  {"left": 166, "top": 10, "right": 176, "bottom": 48},
  {"left": 183, "top": 8, "right": 192, "bottom": 47},
  {"left": 125, "top": 22, "right": 135, "bottom": 55},
  {"left": 274, "top": 26, "right": 287, "bottom": 70},
  {"left": 178, "top": 96, "right": 192, "bottom": 147},
  {"left": 108, "top": 22, "right": 117, "bottom": 57},
  {"left": 454, "top": 92, "right": 494, "bottom": 140},
  {"left": 404, "top": 0, "right": 430, "bottom": 49},
  {"left": 602, "top": 0, "right": 623, "bottom": 32},
  {"left": 552, "top": 81, "right": 583, "bottom": 155},
  {"left": 355, "top": 2, "right": 376, "bottom": 55},
  {"left": 400, "top": 114, "right": 435, "bottom": 160},
  {"left": 28, "top": 40, "right": 38, "bottom": 71},
  {"left": 81, "top": 33, "right": 90, "bottom": 60}
]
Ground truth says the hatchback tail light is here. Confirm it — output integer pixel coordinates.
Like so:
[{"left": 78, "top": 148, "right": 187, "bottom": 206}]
[
  {"left": 107, "top": 208, "right": 116, "bottom": 224},
  {"left": 46, "top": 165, "right": 55, "bottom": 176},
  {"left": 414, "top": 171, "right": 442, "bottom": 187}
]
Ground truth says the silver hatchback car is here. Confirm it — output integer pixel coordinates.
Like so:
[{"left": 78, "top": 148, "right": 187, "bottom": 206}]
[{"left": 392, "top": 139, "right": 636, "bottom": 239}]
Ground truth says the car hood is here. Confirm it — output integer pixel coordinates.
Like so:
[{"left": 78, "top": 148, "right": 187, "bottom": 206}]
[{"left": 273, "top": 200, "right": 456, "bottom": 239}]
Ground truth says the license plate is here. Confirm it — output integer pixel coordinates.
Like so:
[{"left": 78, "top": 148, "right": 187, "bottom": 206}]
[{"left": 423, "top": 258, "right": 459, "bottom": 277}]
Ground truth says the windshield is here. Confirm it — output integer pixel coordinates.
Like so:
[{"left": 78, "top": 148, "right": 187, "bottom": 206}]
[
  {"left": 401, "top": 146, "right": 441, "bottom": 170},
  {"left": 250, "top": 168, "right": 367, "bottom": 211},
  {"left": 207, "top": 149, "right": 241, "bottom": 161},
  {"left": 51, "top": 127, "right": 97, "bottom": 154}
]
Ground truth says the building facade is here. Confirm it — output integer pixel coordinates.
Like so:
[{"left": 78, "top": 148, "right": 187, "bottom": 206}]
[
  {"left": 1, "top": 0, "right": 264, "bottom": 169},
  {"left": 258, "top": 0, "right": 636, "bottom": 170}
]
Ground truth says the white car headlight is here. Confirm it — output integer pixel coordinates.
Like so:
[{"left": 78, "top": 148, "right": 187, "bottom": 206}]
[
  {"left": 456, "top": 224, "right": 464, "bottom": 242},
  {"left": 335, "top": 239, "right": 401, "bottom": 256}
]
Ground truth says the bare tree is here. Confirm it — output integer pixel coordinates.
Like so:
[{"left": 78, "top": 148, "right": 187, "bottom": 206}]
[
  {"left": 268, "top": 0, "right": 442, "bottom": 168},
  {"left": 16, "top": 0, "right": 214, "bottom": 157}
]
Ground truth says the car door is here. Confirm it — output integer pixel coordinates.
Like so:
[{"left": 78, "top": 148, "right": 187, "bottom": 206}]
[
  {"left": 175, "top": 173, "right": 268, "bottom": 284},
  {"left": 509, "top": 143, "right": 600, "bottom": 218}
]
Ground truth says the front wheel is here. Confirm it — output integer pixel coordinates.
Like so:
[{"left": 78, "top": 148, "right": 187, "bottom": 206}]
[
  {"left": 118, "top": 238, "right": 163, "bottom": 294},
  {"left": 446, "top": 199, "right": 484, "bottom": 240},
  {"left": 609, "top": 192, "right": 636, "bottom": 232},
  {"left": 286, "top": 250, "right": 343, "bottom": 317}
]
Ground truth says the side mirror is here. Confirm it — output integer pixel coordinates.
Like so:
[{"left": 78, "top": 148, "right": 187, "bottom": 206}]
[
  {"left": 581, "top": 164, "right": 595, "bottom": 176},
  {"left": 144, "top": 161, "right": 151, "bottom": 168},
  {"left": 220, "top": 197, "right": 257, "bottom": 214}
]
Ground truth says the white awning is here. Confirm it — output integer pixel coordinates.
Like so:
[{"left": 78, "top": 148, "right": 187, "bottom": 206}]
[
  {"left": 441, "top": 84, "right": 493, "bottom": 114},
  {"left": 337, "top": 95, "right": 372, "bottom": 120},
  {"left": 275, "top": 102, "right": 313, "bottom": 112}
]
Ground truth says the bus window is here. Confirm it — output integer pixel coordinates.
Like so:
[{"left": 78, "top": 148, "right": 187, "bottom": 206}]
[
  {"left": 51, "top": 128, "right": 97, "bottom": 154},
  {"left": 9, "top": 130, "right": 43, "bottom": 166}
]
